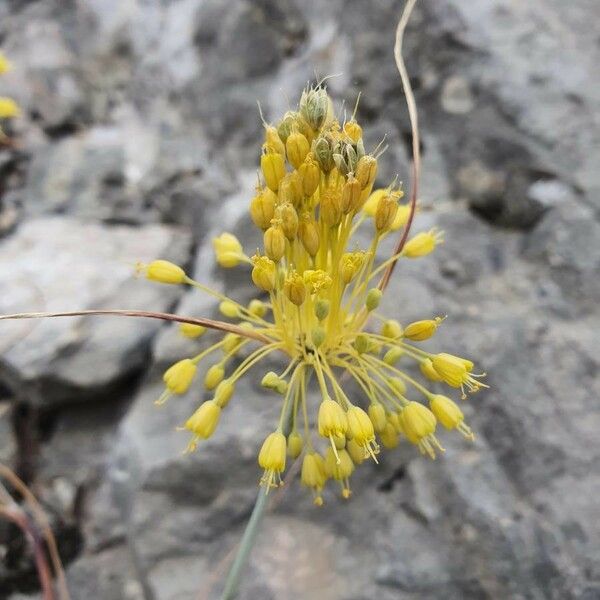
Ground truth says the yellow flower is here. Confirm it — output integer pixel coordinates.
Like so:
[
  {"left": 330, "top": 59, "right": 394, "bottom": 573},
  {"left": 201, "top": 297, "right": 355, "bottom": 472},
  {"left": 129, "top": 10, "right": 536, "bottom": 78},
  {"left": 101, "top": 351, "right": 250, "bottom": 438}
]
[
  {"left": 0, "top": 53, "right": 12, "bottom": 74},
  {"left": 346, "top": 438, "right": 366, "bottom": 465},
  {"left": 431, "top": 352, "right": 487, "bottom": 397},
  {"left": 204, "top": 364, "right": 225, "bottom": 390},
  {"left": 287, "top": 431, "right": 304, "bottom": 458},
  {"left": 159, "top": 358, "right": 197, "bottom": 403},
  {"left": 213, "top": 233, "right": 243, "bottom": 268},
  {"left": 250, "top": 187, "right": 276, "bottom": 230},
  {"left": 179, "top": 323, "right": 206, "bottom": 338},
  {"left": 0, "top": 97, "right": 20, "bottom": 119},
  {"left": 420, "top": 358, "right": 443, "bottom": 382},
  {"left": 214, "top": 380, "right": 235, "bottom": 407},
  {"left": 258, "top": 431, "right": 287, "bottom": 489},
  {"left": 390, "top": 204, "right": 410, "bottom": 231},
  {"left": 325, "top": 447, "right": 354, "bottom": 498},
  {"left": 368, "top": 403, "right": 387, "bottom": 433},
  {"left": 346, "top": 405, "right": 379, "bottom": 461},
  {"left": 264, "top": 225, "right": 286, "bottom": 262},
  {"left": 430, "top": 394, "right": 474, "bottom": 440},
  {"left": 303, "top": 269, "right": 332, "bottom": 294},
  {"left": 139, "top": 259, "right": 186, "bottom": 284},
  {"left": 379, "top": 421, "right": 399, "bottom": 449},
  {"left": 301, "top": 452, "right": 328, "bottom": 505},
  {"left": 184, "top": 400, "right": 221, "bottom": 449},
  {"left": 400, "top": 402, "right": 444, "bottom": 459},
  {"left": 286, "top": 131, "right": 310, "bottom": 169},
  {"left": 298, "top": 154, "right": 320, "bottom": 197},
  {"left": 283, "top": 271, "right": 306, "bottom": 306},
  {"left": 362, "top": 188, "right": 387, "bottom": 216},
  {"left": 402, "top": 228, "right": 444, "bottom": 258},
  {"left": 251, "top": 254, "right": 277, "bottom": 292},
  {"left": 404, "top": 317, "right": 444, "bottom": 341}
]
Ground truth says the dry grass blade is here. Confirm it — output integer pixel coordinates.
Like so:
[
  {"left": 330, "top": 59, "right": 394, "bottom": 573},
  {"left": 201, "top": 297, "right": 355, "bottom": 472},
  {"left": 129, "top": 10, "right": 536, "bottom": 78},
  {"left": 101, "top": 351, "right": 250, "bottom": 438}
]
[
  {"left": 379, "top": 0, "right": 421, "bottom": 292},
  {"left": 0, "top": 464, "right": 70, "bottom": 599},
  {"left": 0, "top": 309, "right": 274, "bottom": 345}
]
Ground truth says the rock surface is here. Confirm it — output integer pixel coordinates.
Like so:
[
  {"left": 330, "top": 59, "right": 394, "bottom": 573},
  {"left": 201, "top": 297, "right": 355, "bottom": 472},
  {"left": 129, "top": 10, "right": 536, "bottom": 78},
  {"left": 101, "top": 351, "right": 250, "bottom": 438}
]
[{"left": 0, "top": 0, "right": 599, "bottom": 599}]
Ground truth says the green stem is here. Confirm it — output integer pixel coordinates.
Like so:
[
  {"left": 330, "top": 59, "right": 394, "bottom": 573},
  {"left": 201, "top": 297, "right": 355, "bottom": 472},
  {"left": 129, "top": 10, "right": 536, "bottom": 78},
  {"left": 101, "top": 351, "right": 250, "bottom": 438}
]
[{"left": 220, "top": 487, "right": 269, "bottom": 600}]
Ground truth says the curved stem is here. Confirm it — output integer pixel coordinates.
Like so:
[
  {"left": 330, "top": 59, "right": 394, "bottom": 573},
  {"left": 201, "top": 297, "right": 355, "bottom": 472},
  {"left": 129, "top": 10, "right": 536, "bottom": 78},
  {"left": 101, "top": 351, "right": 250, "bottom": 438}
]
[
  {"left": 0, "top": 309, "right": 274, "bottom": 345},
  {"left": 220, "top": 487, "right": 269, "bottom": 600},
  {"left": 378, "top": 0, "right": 420, "bottom": 292}
]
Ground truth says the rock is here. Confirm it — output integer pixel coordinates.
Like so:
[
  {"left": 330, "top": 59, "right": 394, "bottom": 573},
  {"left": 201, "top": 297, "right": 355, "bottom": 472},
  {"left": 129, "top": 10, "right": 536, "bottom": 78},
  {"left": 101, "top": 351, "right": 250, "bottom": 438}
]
[{"left": 0, "top": 217, "right": 192, "bottom": 407}]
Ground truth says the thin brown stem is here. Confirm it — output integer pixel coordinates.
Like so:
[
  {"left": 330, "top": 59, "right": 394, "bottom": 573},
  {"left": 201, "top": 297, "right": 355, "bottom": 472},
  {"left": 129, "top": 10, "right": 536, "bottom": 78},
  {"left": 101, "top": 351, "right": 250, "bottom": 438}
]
[
  {"left": 379, "top": 0, "right": 420, "bottom": 292},
  {"left": 0, "top": 465, "right": 69, "bottom": 600},
  {"left": 0, "top": 506, "right": 55, "bottom": 600},
  {"left": 0, "top": 309, "right": 274, "bottom": 345}
]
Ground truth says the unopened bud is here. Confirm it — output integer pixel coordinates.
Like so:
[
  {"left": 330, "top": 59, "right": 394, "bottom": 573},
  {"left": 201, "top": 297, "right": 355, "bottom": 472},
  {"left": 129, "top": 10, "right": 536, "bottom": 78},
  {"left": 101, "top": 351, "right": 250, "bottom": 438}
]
[
  {"left": 286, "top": 131, "right": 310, "bottom": 169},
  {"left": 375, "top": 194, "right": 398, "bottom": 233},
  {"left": 353, "top": 333, "right": 369, "bottom": 354},
  {"left": 344, "top": 120, "right": 362, "bottom": 142},
  {"left": 250, "top": 187, "right": 276, "bottom": 230},
  {"left": 264, "top": 225, "right": 286, "bottom": 262},
  {"left": 320, "top": 188, "right": 343, "bottom": 227},
  {"left": 381, "top": 319, "right": 403, "bottom": 339},
  {"left": 312, "top": 326, "right": 326, "bottom": 348},
  {"left": 299, "top": 86, "right": 329, "bottom": 131},
  {"left": 298, "top": 154, "right": 320, "bottom": 197},
  {"left": 366, "top": 288, "right": 382, "bottom": 311},
  {"left": 314, "top": 299, "right": 330, "bottom": 321},
  {"left": 219, "top": 300, "right": 239, "bottom": 319},
  {"left": 251, "top": 255, "right": 277, "bottom": 292},
  {"left": 248, "top": 299, "right": 267, "bottom": 317},
  {"left": 261, "top": 147, "right": 286, "bottom": 192},
  {"left": 279, "top": 203, "right": 299, "bottom": 241},
  {"left": 355, "top": 155, "right": 378, "bottom": 189},
  {"left": 341, "top": 174, "right": 362, "bottom": 214},
  {"left": 312, "top": 136, "right": 335, "bottom": 173},
  {"left": 264, "top": 125, "right": 285, "bottom": 155},
  {"left": 298, "top": 212, "right": 320, "bottom": 256}
]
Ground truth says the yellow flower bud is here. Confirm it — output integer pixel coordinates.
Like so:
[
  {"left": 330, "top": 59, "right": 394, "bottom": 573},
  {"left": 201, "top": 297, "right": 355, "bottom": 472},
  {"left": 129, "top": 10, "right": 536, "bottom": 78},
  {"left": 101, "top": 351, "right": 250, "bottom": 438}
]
[
  {"left": 420, "top": 358, "right": 443, "bottom": 381},
  {"left": 185, "top": 400, "right": 221, "bottom": 439},
  {"left": 298, "top": 212, "right": 320, "bottom": 256},
  {"left": 279, "top": 203, "right": 299, "bottom": 241},
  {"left": 219, "top": 300, "right": 239, "bottom": 318},
  {"left": 325, "top": 447, "right": 354, "bottom": 481},
  {"left": 368, "top": 403, "right": 387, "bottom": 433},
  {"left": 179, "top": 323, "right": 206, "bottom": 339},
  {"left": 375, "top": 193, "right": 398, "bottom": 233},
  {"left": 214, "top": 380, "right": 235, "bottom": 407},
  {"left": 379, "top": 421, "right": 399, "bottom": 449},
  {"left": 264, "top": 225, "right": 286, "bottom": 262},
  {"left": 259, "top": 431, "right": 287, "bottom": 488},
  {"left": 318, "top": 398, "right": 348, "bottom": 438},
  {"left": 363, "top": 188, "right": 386, "bottom": 216},
  {"left": 298, "top": 154, "right": 320, "bottom": 197},
  {"left": 223, "top": 332, "right": 241, "bottom": 354},
  {"left": 283, "top": 271, "right": 306, "bottom": 306},
  {"left": 355, "top": 155, "right": 378, "bottom": 189},
  {"left": 163, "top": 358, "right": 197, "bottom": 394},
  {"left": 346, "top": 438, "right": 366, "bottom": 465},
  {"left": 431, "top": 395, "right": 475, "bottom": 440},
  {"left": 251, "top": 255, "right": 277, "bottom": 292},
  {"left": 277, "top": 111, "right": 298, "bottom": 143},
  {"left": 404, "top": 317, "right": 444, "bottom": 341},
  {"left": 365, "top": 288, "right": 382, "bottom": 311},
  {"left": 286, "top": 130, "right": 310, "bottom": 169},
  {"left": 353, "top": 333, "right": 369, "bottom": 354},
  {"left": 213, "top": 233, "right": 243, "bottom": 268},
  {"left": 261, "top": 147, "right": 286, "bottom": 192},
  {"left": 388, "top": 412, "right": 402, "bottom": 433},
  {"left": 381, "top": 319, "right": 403, "bottom": 339},
  {"left": 278, "top": 171, "right": 303, "bottom": 207},
  {"left": 301, "top": 452, "right": 327, "bottom": 504},
  {"left": 314, "top": 298, "right": 330, "bottom": 321},
  {"left": 264, "top": 125, "right": 286, "bottom": 155},
  {"left": 346, "top": 406, "right": 376, "bottom": 448},
  {"left": 400, "top": 401, "right": 444, "bottom": 459},
  {"left": 341, "top": 174, "right": 362, "bottom": 214},
  {"left": 204, "top": 364, "right": 225, "bottom": 390},
  {"left": 141, "top": 259, "right": 186, "bottom": 284},
  {"left": 402, "top": 228, "right": 444, "bottom": 258},
  {"left": 248, "top": 299, "right": 267, "bottom": 317},
  {"left": 0, "top": 53, "right": 12, "bottom": 75},
  {"left": 0, "top": 97, "right": 20, "bottom": 119},
  {"left": 391, "top": 203, "right": 410, "bottom": 231},
  {"left": 383, "top": 347, "right": 404, "bottom": 365},
  {"left": 387, "top": 376, "right": 406, "bottom": 396},
  {"left": 250, "top": 187, "right": 276, "bottom": 230},
  {"left": 320, "top": 188, "right": 343, "bottom": 227},
  {"left": 287, "top": 431, "right": 304, "bottom": 458},
  {"left": 343, "top": 120, "right": 362, "bottom": 142}
]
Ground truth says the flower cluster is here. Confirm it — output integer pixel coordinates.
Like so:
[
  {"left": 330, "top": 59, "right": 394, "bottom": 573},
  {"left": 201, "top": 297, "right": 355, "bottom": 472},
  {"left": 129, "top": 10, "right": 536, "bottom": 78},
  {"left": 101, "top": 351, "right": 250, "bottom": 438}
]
[
  {"left": 0, "top": 52, "right": 20, "bottom": 138},
  {"left": 137, "top": 85, "right": 487, "bottom": 505}
]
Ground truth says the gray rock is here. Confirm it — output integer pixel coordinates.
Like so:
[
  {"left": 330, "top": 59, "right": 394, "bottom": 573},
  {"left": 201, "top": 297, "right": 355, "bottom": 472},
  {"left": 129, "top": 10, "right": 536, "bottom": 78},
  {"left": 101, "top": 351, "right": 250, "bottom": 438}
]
[{"left": 0, "top": 217, "right": 192, "bottom": 406}]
